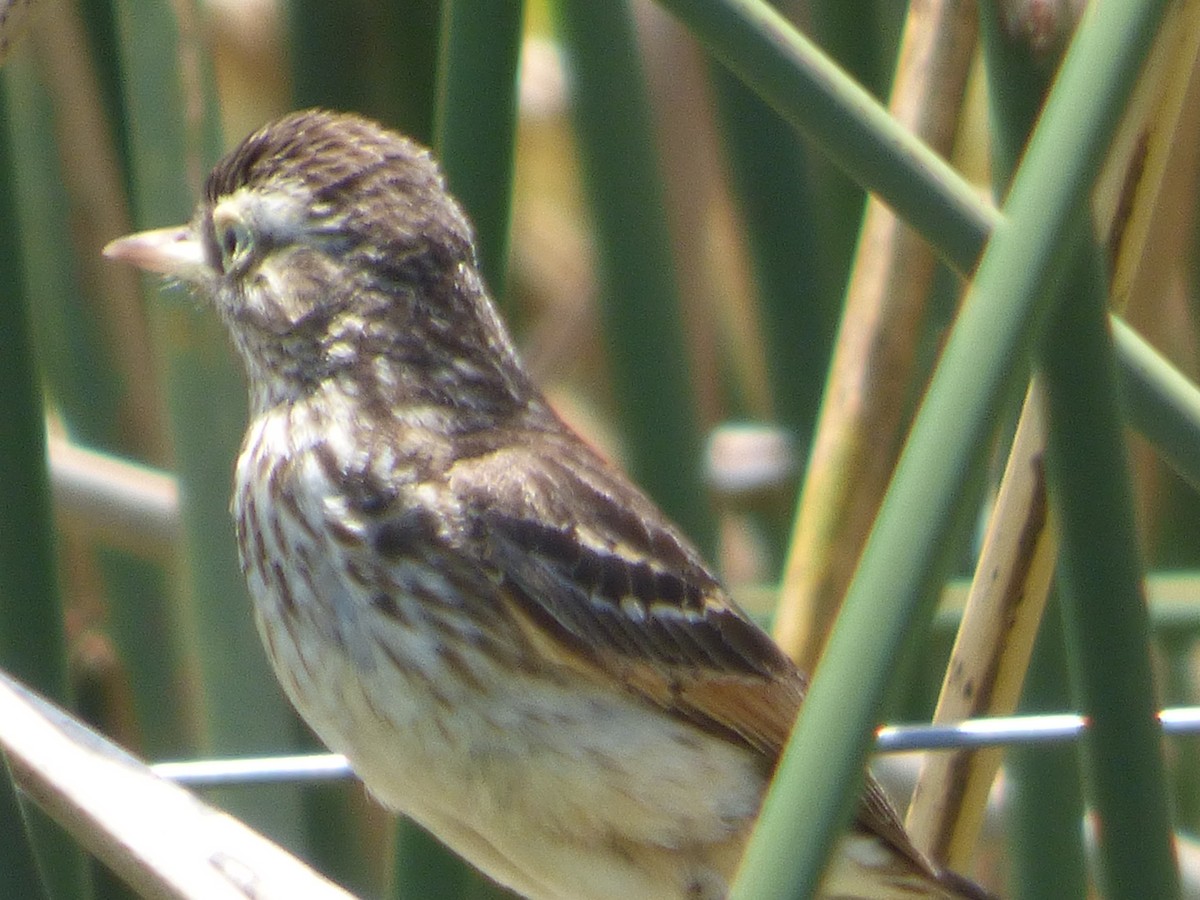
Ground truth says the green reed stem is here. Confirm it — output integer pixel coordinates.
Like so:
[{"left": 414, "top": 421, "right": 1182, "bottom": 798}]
[
  {"left": 730, "top": 0, "right": 1174, "bottom": 894},
  {"left": 434, "top": 0, "right": 524, "bottom": 301},
  {"left": 1040, "top": 240, "right": 1179, "bottom": 899},
  {"left": 555, "top": 0, "right": 711, "bottom": 546}
]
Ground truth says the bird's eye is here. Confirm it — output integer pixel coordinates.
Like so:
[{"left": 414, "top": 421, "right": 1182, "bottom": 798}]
[{"left": 212, "top": 211, "right": 255, "bottom": 275}]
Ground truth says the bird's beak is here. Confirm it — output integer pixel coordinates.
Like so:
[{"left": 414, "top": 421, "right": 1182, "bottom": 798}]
[{"left": 103, "top": 225, "right": 206, "bottom": 278}]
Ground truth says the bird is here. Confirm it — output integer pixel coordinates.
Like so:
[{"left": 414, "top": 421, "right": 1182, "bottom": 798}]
[{"left": 105, "top": 109, "right": 991, "bottom": 900}]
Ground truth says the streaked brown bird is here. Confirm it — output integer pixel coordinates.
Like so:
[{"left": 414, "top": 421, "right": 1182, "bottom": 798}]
[{"left": 106, "top": 110, "right": 990, "bottom": 900}]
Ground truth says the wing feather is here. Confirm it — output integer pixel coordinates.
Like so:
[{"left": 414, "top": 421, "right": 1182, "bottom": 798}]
[{"left": 446, "top": 433, "right": 944, "bottom": 881}]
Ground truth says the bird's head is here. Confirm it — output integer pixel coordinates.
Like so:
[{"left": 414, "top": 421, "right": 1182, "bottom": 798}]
[{"left": 106, "top": 109, "right": 524, "bottom": 415}]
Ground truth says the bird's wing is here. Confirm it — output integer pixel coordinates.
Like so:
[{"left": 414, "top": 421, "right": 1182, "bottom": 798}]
[
  {"left": 451, "top": 434, "right": 802, "bottom": 756},
  {"left": 447, "top": 435, "right": 938, "bottom": 877},
  {"left": 482, "top": 506, "right": 804, "bottom": 756}
]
